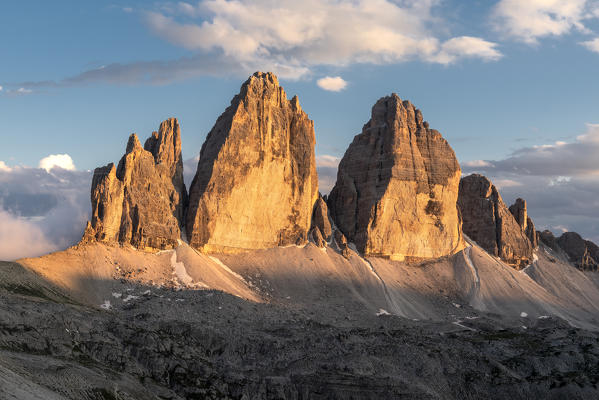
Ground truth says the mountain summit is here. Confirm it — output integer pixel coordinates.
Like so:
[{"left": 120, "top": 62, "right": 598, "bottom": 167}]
[
  {"left": 185, "top": 72, "right": 318, "bottom": 253},
  {"left": 83, "top": 118, "right": 186, "bottom": 250},
  {"left": 328, "top": 94, "right": 464, "bottom": 261}
]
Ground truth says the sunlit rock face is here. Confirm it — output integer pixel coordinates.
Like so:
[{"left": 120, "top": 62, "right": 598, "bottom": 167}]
[
  {"left": 458, "top": 174, "right": 533, "bottom": 269},
  {"left": 186, "top": 72, "right": 318, "bottom": 253},
  {"left": 328, "top": 94, "right": 464, "bottom": 261},
  {"left": 83, "top": 118, "right": 187, "bottom": 250}
]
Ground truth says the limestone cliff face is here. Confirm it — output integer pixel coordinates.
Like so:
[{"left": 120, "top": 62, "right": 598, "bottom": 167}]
[
  {"left": 509, "top": 198, "right": 538, "bottom": 248},
  {"left": 458, "top": 174, "right": 533, "bottom": 269},
  {"left": 186, "top": 72, "right": 318, "bottom": 253},
  {"left": 83, "top": 118, "right": 187, "bottom": 250},
  {"left": 327, "top": 94, "right": 464, "bottom": 261}
]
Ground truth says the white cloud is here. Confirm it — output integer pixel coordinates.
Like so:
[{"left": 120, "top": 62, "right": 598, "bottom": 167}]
[
  {"left": 38, "top": 154, "right": 76, "bottom": 172},
  {"left": 492, "top": 0, "right": 593, "bottom": 44},
  {"left": 317, "top": 76, "right": 347, "bottom": 92},
  {"left": 581, "top": 37, "right": 599, "bottom": 53},
  {"left": 0, "top": 166, "right": 91, "bottom": 260},
  {"left": 143, "top": 0, "right": 501, "bottom": 79},
  {"left": 0, "top": 209, "right": 58, "bottom": 260},
  {"left": 16, "top": 1, "right": 501, "bottom": 89},
  {"left": 462, "top": 160, "right": 493, "bottom": 168},
  {"left": 0, "top": 161, "right": 10, "bottom": 172},
  {"left": 16, "top": 87, "right": 32, "bottom": 94},
  {"left": 0, "top": 85, "right": 3, "bottom": 91},
  {"left": 433, "top": 36, "right": 503, "bottom": 64},
  {"left": 123, "top": 7, "right": 133, "bottom": 13}
]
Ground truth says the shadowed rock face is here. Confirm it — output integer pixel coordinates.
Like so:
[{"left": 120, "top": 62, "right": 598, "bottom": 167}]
[
  {"left": 509, "top": 198, "right": 538, "bottom": 248},
  {"left": 557, "top": 232, "right": 599, "bottom": 271},
  {"left": 328, "top": 94, "right": 464, "bottom": 261},
  {"left": 312, "top": 195, "right": 332, "bottom": 241},
  {"left": 458, "top": 174, "right": 533, "bottom": 269},
  {"left": 83, "top": 118, "right": 187, "bottom": 250},
  {"left": 186, "top": 72, "right": 318, "bottom": 253}
]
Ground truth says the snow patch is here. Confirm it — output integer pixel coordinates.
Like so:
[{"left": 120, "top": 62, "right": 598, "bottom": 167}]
[
  {"left": 123, "top": 295, "right": 138, "bottom": 303},
  {"left": 171, "top": 252, "right": 193, "bottom": 286},
  {"left": 112, "top": 292, "right": 122, "bottom": 298},
  {"left": 452, "top": 302, "right": 461, "bottom": 308},
  {"left": 376, "top": 308, "right": 390, "bottom": 316},
  {"left": 520, "top": 312, "right": 528, "bottom": 318},
  {"left": 100, "top": 300, "right": 111, "bottom": 310},
  {"left": 538, "top": 315, "right": 550, "bottom": 319},
  {"left": 452, "top": 321, "right": 477, "bottom": 331}
]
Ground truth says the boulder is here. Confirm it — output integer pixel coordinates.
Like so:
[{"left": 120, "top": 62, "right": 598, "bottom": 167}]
[
  {"left": 186, "top": 72, "right": 318, "bottom": 253},
  {"left": 458, "top": 174, "right": 533, "bottom": 269},
  {"left": 83, "top": 118, "right": 187, "bottom": 250},
  {"left": 334, "top": 230, "right": 351, "bottom": 259},
  {"left": 509, "top": 198, "right": 538, "bottom": 248},
  {"left": 327, "top": 94, "right": 464, "bottom": 261}
]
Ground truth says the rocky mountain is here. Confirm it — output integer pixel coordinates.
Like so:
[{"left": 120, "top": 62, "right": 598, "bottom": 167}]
[
  {"left": 328, "top": 94, "right": 464, "bottom": 261},
  {"left": 186, "top": 72, "right": 318, "bottom": 253},
  {"left": 83, "top": 118, "right": 186, "bottom": 250},
  {"left": 5, "top": 71, "right": 599, "bottom": 399},
  {"left": 458, "top": 174, "right": 533, "bottom": 269},
  {"left": 538, "top": 230, "right": 599, "bottom": 271}
]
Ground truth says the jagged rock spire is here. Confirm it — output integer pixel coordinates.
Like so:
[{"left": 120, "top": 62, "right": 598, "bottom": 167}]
[
  {"left": 83, "top": 118, "right": 187, "bottom": 250},
  {"left": 186, "top": 72, "right": 318, "bottom": 253}
]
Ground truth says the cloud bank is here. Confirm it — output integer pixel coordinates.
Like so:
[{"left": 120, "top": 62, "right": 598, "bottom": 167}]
[
  {"left": 0, "top": 161, "right": 91, "bottom": 261},
  {"left": 462, "top": 124, "right": 599, "bottom": 243}
]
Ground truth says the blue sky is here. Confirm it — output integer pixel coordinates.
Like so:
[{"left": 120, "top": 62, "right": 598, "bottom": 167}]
[{"left": 1, "top": 0, "right": 599, "bottom": 258}]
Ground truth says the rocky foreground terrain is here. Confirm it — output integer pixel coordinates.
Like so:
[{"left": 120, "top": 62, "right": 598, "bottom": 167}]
[
  {"left": 2, "top": 245, "right": 599, "bottom": 400},
  {"left": 2, "top": 72, "right": 599, "bottom": 399}
]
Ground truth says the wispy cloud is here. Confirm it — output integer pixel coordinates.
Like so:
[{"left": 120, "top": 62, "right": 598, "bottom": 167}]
[
  {"left": 464, "top": 124, "right": 599, "bottom": 177},
  {"left": 12, "top": 0, "right": 501, "bottom": 90},
  {"left": 492, "top": 0, "right": 597, "bottom": 44},
  {"left": 581, "top": 37, "right": 599, "bottom": 53}
]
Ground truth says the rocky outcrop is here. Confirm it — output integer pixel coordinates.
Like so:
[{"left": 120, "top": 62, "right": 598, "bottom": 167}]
[
  {"left": 327, "top": 94, "right": 464, "bottom": 261},
  {"left": 458, "top": 174, "right": 533, "bottom": 269},
  {"left": 509, "top": 198, "right": 538, "bottom": 248},
  {"left": 312, "top": 195, "right": 332, "bottom": 242},
  {"left": 557, "top": 232, "right": 599, "bottom": 271},
  {"left": 83, "top": 118, "right": 187, "bottom": 250},
  {"left": 539, "top": 230, "right": 560, "bottom": 252},
  {"left": 186, "top": 72, "right": 318, "bottom": 253}
]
